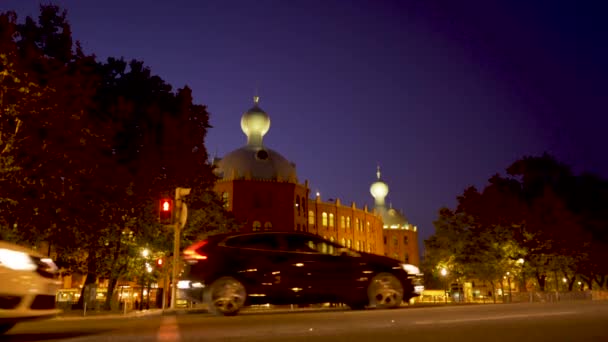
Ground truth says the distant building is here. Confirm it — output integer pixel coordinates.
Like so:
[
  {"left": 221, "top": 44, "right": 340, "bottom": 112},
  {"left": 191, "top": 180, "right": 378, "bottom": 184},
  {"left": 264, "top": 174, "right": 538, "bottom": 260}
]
[{"left": 212, "top": 97, "right": 418, "bottom": 265}]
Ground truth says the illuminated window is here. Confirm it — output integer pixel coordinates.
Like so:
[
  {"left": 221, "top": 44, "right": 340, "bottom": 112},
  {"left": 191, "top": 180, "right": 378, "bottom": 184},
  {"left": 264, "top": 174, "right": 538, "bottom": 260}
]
[
  {"left": 340, "top": 216, "right": 345, "bottom": 229},
  {"left": 222, "top": 192, "right": 229, "bottom": 209},
  {"left": 347, "top": 239, "right": 352, "bottom": 248},
  {"left": 253, "top": 221, "right": 261, "bottom": 231},
  {"left": 322, "top": 212, "right": 328, "bottom": 227},
  {"left": 330, "top": 236, "right": 335, "bottom": 242},
  {"left": 296, "top": 196, "right": 300, "bottom": 216},
  {"left": 264, "top": 222, "right": 272, "bottom": 231},
  {"left": 329, "top": 214, "right": 334, "bottom": 228},
  {"left": 341, "top": 238, "right": 346, "bottom": 246},
  {"left": 355, "top": 218, "right": 360, "bottom": 232},
  {"left": 346, "top": 217, "right": 351, "bottom": 229},
  {"left": 366, "top": 221, "right": 370, "bottom": 233},
  {"left": 308, "top": 211, "right": 315, "bottom": 225},
  {"left": 367, "top": 243, "right": 371, "bottom": 253}
]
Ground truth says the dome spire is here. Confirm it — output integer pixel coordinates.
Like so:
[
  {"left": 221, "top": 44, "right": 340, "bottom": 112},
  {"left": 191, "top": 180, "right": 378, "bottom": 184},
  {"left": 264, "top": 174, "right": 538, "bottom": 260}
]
[{"left": 376, "top": 164, "right": 381, "bottom": 180}]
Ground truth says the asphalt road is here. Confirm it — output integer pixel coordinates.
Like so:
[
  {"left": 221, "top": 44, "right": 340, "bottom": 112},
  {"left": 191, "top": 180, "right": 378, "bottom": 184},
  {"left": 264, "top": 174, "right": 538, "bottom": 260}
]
[{"left": 5, "top": 301, "right": 608, "bottom": 342}]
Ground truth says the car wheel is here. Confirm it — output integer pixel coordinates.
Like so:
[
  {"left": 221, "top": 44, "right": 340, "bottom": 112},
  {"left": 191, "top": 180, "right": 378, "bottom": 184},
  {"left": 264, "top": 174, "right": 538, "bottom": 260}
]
[
  {"left": 367, "top": 272, "right": 404, "bottom": 309},
  {"left": 205, "top": 276, "right": 247, "bottom": 316},
  {"left": 0, "top": 323, "right": 16, "bottom": 334}
]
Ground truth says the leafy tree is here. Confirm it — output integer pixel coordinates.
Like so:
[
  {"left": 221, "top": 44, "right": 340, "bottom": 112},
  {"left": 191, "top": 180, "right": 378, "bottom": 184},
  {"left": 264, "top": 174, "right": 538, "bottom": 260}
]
[{"left": 1, "top": 5, "right": 240, "bottom": 310}]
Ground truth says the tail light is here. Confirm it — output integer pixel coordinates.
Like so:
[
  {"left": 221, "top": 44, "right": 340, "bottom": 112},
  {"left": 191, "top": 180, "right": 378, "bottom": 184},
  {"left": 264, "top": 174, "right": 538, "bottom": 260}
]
[{"left": 183, "top": 240, "right": 208, "bottom": 264}]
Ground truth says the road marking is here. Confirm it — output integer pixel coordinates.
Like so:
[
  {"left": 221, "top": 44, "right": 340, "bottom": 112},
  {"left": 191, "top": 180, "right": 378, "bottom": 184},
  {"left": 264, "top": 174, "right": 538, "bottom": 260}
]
[
  {"left": 415, "top": 311, "right": 578, "bottom": 325},
  {"left": 158, "top": 315, "right": 180, "bottom": 342}
]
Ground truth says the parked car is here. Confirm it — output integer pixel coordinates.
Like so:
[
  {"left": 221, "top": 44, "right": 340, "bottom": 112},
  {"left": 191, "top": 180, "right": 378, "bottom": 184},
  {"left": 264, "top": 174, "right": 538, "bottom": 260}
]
[
  {"left": 0, "top": 241, "right": 62, "bottom": 334},
  {"left": 179, "top": 231, "right": 424, "bottom": 316}
]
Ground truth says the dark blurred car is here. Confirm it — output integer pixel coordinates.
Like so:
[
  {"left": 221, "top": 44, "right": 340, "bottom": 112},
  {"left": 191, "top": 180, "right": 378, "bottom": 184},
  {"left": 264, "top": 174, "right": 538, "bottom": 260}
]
[{"left": 179, "top": 231, "right": 424, "bottom": 316}]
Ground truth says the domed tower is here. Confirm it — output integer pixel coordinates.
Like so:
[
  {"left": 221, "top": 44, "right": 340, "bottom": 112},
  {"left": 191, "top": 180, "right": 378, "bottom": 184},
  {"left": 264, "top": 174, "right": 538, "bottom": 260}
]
[
  {"left": 371, "top": 166, "right": 419, "bottom": 266},
  {"left": 215, "top": 97, "right": 297, "bottom": 182},
  {"left": 213, "top": 96, "right": 309, "bottom": 233}
]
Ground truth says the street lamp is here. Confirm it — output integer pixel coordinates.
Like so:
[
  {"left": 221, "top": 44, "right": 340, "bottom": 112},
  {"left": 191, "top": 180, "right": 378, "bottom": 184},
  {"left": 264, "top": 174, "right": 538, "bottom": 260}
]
[{"left": 440, "top": 268, "right": 448, "bottom": 303}]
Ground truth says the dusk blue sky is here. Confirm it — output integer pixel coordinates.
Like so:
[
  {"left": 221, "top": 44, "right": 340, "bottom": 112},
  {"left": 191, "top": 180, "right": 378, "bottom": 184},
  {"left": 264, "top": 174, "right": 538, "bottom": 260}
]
[{"left": 3, "top": 0, "right": 607, "bottom": 251}]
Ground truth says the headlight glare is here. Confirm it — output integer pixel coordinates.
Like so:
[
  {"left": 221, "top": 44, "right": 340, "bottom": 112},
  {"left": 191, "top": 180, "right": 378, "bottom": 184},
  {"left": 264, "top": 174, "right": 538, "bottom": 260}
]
[{"left": 0, "top": 248, "right": 37, "bottom": 271}]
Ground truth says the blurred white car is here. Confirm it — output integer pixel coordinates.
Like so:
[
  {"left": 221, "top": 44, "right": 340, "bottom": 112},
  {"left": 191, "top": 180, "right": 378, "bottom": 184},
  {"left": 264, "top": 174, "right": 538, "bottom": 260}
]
[{"left": 0, "top": 240, "right": 62, "bottom": 334}]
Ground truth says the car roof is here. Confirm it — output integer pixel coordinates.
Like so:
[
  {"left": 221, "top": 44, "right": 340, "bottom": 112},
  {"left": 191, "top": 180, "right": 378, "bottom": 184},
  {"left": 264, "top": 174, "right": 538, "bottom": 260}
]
[{"left": 202, "top": 231, "right": 326, "bottom": 244}]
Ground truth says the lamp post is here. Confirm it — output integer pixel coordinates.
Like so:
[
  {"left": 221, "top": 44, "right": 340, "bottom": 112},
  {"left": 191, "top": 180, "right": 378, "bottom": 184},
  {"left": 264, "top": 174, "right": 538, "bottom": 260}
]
[
  {"left": 505, "top": 272, "right": 512, "bottom": 303},
  {"left": 140, "top": 248, "right": 149, "bottom": 311},
  {"left": 441, "top": 268, "right": 448, "bottom": 303}
]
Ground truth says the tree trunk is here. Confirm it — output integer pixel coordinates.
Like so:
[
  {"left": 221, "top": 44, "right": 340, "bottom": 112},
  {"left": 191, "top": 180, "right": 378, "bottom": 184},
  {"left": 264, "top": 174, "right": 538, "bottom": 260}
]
[
  {"left": 594, "top": 275, "right": 605, "bottom": 289},
  {"left": 104, "top": 277, "right": 119, "bottom": 310},
  {"left": 567, "top": 276, "right": 575, "bottom": 291},
  {"left": 76, "top": 252, "right": 98, "bottom": 309},
  {"left": 580, "top": 274, "right": 593, "bottom": 290},
  {"left": 535, "top": 271, "right": 546, "bottom": 291}
]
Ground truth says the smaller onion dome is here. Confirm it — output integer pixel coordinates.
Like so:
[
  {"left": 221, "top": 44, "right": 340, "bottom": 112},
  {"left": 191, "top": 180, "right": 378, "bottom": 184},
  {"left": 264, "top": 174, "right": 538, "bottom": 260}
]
[{"left": 370, "top": 166, "right": 389, "bottom": 206}]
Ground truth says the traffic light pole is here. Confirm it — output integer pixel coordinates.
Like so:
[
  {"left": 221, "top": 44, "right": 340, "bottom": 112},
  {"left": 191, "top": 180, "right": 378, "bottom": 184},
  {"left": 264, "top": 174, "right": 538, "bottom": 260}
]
[
  {"left": 170, "top": 187, "right": 191, "bottom": 310},
  {"left": 170, "top": 220, "right": 180, "bottom": 310}
]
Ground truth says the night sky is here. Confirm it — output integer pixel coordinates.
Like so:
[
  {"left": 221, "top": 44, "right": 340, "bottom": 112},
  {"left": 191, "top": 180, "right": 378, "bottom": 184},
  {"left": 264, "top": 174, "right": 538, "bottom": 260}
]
[{"left": 3, "top": 0, "right": 607, "bottom": 251}]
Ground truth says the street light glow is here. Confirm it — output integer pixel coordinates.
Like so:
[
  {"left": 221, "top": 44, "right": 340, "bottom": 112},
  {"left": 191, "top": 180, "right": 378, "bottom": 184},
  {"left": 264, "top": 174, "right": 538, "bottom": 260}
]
[
  {"left": 440, "top": 268, "right": 447, "bottom": 277},
  {"left": 142, "top": 248, "right": 149, "bottom": 258}
]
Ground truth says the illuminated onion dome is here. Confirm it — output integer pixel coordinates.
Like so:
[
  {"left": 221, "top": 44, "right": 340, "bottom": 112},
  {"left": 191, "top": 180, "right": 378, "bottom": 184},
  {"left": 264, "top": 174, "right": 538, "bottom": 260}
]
[
  {"left": 214, "top": 96, "right": 297, "bottom": 182},
  {"left": 370, "top": 166, "right": 389, "bottom": 207},
  {"left": 240, "top": 96, "right": 270, "bottom": 147}
]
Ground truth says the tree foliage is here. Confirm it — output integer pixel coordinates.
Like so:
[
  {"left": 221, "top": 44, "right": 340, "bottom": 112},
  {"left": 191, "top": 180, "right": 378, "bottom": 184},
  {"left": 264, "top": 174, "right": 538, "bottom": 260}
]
[
  {"left": 1, "top": 5, "right": 240, "bottom": 309},
  {"left": 424, "top": 153, "right": 608, "bottom": 294}
]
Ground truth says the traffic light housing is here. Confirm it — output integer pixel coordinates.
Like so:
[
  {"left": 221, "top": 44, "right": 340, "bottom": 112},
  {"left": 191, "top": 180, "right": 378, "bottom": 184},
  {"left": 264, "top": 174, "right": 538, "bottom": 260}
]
[{"left": 159, "top": 198, "right": 173, "bottom": 224}]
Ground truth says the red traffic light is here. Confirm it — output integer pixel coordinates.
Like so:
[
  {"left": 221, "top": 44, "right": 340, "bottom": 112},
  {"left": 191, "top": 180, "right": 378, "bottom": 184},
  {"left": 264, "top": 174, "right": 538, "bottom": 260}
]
[
  {"left": 157, "top": 258, "right": 163, "bottom": 266},
  {"left": 159, "top": 198, "right": 173, "bottom": 224}
]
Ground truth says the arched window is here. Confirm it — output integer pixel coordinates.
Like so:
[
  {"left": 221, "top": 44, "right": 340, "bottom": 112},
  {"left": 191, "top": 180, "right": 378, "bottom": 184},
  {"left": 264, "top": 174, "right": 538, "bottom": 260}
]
[
  {"left": 355, "top": 218, "right": 360, "bottom": 231},
  {"left": 340, "top": 216, "right": 345, "bottom": 229},
  {"left": 253, "top": 221, "right": 261, "bottom": 231},
  {"left": 347, "top": 239, "right": 352, "bottom": 248},
  {"left": 222, "top": 192, "right": 229, "bottom": 209},
  {"left": 404, "top": 236, "right": 409, "bottom": 245},
  {"left": 322, "top": 212, "right": 328, "bottom": 227},
  {"left": 341, "top": 238, "right": 346, "bottom": 246},
  {"left": 356, "top": 241, "right": 361, "bottom": 251},
  {"left": 264, "top": 222, "right": 272, "bottom": 231},
  {"left": 346, "top": 217, "right": 351, "bottom": 229},
  {"left": 366, "top": 221, "right": 370, "bottom": 233},
  {"left": 392, "top": 236, "right": 398, "bottom": 246},
  {"left": 329, "top": 214, "right": 334, "bottom": 228},
  {"left": 308, "top": 211, "right": 315, "bottom": 225},
  {"left": 295, "top": 196, "right": 300, "bottom": 216}
]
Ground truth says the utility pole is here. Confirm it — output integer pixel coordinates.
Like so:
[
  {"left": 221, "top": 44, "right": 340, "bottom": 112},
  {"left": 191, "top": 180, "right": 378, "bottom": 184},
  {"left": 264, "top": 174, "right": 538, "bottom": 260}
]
[{"left": 170, "top": 187, "right": 191, "bottom": 310}]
